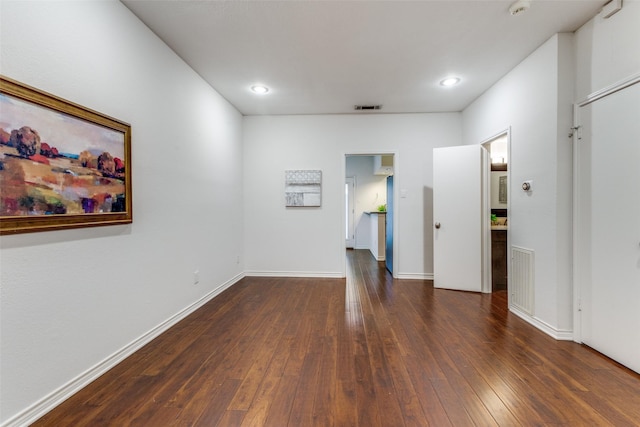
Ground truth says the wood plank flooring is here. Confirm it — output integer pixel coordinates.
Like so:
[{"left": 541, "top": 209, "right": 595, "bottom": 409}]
[{"left": 34, "top": 249, "right": 640, "bottom": 426}]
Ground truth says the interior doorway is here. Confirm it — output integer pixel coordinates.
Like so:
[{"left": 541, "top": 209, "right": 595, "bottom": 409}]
[
  {"left": 343, "top": 153, "right": 397, "bottom": 277},
  {"left": 481, "top": 131, "right": 510, "bottom": 294}
]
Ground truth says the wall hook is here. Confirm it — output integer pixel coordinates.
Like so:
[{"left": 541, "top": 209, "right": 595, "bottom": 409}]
[{"left": 569, "top": 125, "right": 582, "bottom": 139}]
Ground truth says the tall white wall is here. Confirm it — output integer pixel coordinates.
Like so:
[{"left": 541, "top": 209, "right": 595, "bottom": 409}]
[
  {"left": 0, "top": 1, "right": 243, "bottom": 424},
  {"left": 575, "top": 1, "right": 640, "bottom": 99},
  {"left": 346, "top": 156, "right": 387, "bottom": 249},
  {"left": 461, "top": 2, "right": 640, "bottom": 339},
  {"left": 462, "top": 34, "right": 575, "bottom": 337},
  {"left": 243, "top": 113, "right": 461, "bottom": 279},
  {"left": 572, "top": 1, "right": 640, "bottom": 338}
]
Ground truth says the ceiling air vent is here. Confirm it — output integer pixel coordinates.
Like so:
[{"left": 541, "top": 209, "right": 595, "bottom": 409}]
[{"left": 354, "top": 105, "right": 382, "bottom": 111}]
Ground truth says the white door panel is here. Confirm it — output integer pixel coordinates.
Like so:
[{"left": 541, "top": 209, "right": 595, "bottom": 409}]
[
  {"left": 578, "top": 81, "right": 640, "bottom": 374},
  {"left": 433, "top": 145, "right": 488, "bottom": 292}
]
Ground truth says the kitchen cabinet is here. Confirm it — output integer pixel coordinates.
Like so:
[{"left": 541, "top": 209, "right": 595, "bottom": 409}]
[
  {"left": 367, "top": 212, "right": 386, "bottom": 261},
  {"left": 491, "top": 229, "right": 507, "bottom": 291}
]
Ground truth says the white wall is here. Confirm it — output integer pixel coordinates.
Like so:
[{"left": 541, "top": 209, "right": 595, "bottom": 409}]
[
  {"left": 462, "top": 34, "right": 575, "bottom": 337},
  {"left": 461, "top": 2, "right": 640, "bottom": 340},
  {"left": 575, "top": 1, "right": 640, "bottom": 100},
  {"left": 572, "top": 1, "right": 640, "bottom": 341},
  {"left": 346, "top": 156, "right": 387, "bottom": 249},
  {"left": 243, "top": 113, "right": 461, "bottom": 279},
  {"left": 0, "top": 1, "right": 243, "bottom": 424}
]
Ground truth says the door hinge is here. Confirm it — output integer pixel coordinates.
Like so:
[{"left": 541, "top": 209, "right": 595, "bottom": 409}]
[
  {"left": 569, "top": 125, "right": 582, "bottom": 139},
  {"left": 577, "top": 297, "right": 582, "bottom": 312}
]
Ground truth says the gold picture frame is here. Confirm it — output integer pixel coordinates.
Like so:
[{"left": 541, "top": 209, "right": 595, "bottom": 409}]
[{"left": 0, "top": 76, "right": 132, "bottom": 234}]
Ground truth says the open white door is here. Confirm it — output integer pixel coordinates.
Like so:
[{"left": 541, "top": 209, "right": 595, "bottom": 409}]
[{"left": 433, "top": 145, "right": 489, "bottom": 292}]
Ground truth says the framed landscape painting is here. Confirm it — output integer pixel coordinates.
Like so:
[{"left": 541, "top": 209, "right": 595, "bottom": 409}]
[{"left": 0, "top": 76, "right": 132, "bottom": 234}]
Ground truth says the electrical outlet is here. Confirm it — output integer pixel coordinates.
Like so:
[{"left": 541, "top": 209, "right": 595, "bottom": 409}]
[
  {"left": 193, "top": 269, "right": 200, "bottom": 285},
  {"left": 236, "top": 255, "right": 240, "bottom": 264}
]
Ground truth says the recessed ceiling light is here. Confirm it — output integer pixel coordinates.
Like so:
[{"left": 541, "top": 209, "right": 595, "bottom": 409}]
[
  {"left": 440, "top": 77, "right": 461, "bottom": 87},
  {"left": 251, "top": 85, "right": 269, "bottom": 94}
]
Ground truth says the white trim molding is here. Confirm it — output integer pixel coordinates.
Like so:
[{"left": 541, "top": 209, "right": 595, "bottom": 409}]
[
  {"left": 2, "top": 273, "right": 245, "bottom": 427},
  {"left": 576, "top": 72, "right": 640, "bottom": 108},
  {"left": 510, "top": 306, "right": 574, "bottom": 341},
  {"left": 244, "top": 270, "right": 344, "bottom": 279},
  {"left": 396, "top": 272, "right": 434, "bottom": 280}
]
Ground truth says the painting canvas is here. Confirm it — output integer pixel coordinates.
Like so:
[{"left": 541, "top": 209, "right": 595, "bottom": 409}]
[
  {"left": 0, "top": 76, "right": 132, "bottom": 234},
  {"left": 499, "top": 175, "right": 507, "bottom": 204},
  {"left": 285, "top": 170, "right": 321, "bottom": 207}
]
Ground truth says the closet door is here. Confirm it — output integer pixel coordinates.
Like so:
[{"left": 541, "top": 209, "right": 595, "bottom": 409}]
[{"left": 577, "top": 79, "right": 640, "bottom": 374}]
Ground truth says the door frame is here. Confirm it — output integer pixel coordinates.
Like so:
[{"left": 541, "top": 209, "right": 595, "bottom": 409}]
[
  {"left": 480, "top": 128, "right": 511, "bottom": 295},
  {"left": 341, "top": 151, "right": 399, "bottom": 278},
  {"left": 345, "top": 176, "right": 356, "bottom": 248}
]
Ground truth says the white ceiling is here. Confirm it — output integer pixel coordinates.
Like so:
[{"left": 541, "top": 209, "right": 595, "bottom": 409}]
[{"left": 121, "top": 0, "right": 605, "bottom": 116}]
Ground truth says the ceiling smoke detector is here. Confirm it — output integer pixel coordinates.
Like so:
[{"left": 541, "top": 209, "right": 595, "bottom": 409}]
[
  {"left": 354, "top": 105, "right": 382, "bottom": 111},
  {"left": 509, "top": 0, "right": 530, "bottom": 15}
]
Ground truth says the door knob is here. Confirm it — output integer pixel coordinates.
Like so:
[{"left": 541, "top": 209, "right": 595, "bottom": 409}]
[{"left": 435, "top": 222, "right": 441, "bottom": 229}]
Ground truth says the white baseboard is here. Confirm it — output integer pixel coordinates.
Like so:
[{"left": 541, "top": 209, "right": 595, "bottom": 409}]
[
  {"left": 239, "top": 270, "right": 434, "bottom": 281},
  {"left": 363, "top": 249, "right": 385, "bottom": 261},
  {"left": 369, "top": 253, "right": 385, "bottom": 261},
  {"left": 509, "top": 306, "right": 574, "bottom": 341},
  {"left": 2, "top": 273, "right": 244, "bottom": 427},
  {"left": 396, "top": 272, "right": 434, "bottom": 280},
  {"left": 244, "top": 270, "right": 344, "bottom": 279}
]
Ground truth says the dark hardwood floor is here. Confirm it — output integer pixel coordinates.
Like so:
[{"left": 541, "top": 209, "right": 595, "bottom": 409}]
[{"left": 34, "top": 249, "right": 640, "bottom": 426}]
